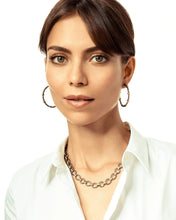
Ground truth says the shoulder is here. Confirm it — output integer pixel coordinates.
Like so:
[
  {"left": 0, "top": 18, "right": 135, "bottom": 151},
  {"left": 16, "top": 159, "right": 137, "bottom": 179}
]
[
  {"left": 129, "top": 123, "right": 176, "bottom": 165},
  {"left": 7, "top": 138, "right": 66, "bottom": 195},
  {"left": 145, "top": 137, "right": 176, "bottom": 177},
  {"left": 8, "top": 152, "right": 55, "bottom": 193},
  {"left": 147, "top": 137, "right": 176, "bottom": 158},
  {"left": 5, "top": 152, "right": 56, "bottom": 218}
]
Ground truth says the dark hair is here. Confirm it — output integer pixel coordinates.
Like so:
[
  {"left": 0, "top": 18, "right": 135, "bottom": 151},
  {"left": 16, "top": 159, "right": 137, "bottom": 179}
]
[{"left": 39, "top": 0, "right": 135, "bottom": 63}]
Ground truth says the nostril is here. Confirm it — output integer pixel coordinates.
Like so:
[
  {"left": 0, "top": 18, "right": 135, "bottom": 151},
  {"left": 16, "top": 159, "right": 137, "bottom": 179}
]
[
  {"left": 77, "top": 82, "right": 84, "bottom": 86},
  {"left": 70, "top": 81, "right": 87, "bottom": 86}
]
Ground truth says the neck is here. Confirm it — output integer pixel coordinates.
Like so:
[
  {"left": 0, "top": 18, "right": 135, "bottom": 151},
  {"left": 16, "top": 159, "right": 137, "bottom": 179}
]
[{"left": 66, "top": 107, "right": 130, "bottom": 171}]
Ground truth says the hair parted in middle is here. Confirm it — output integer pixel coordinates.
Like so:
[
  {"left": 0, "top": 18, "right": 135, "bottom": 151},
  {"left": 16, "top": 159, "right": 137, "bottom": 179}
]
[{"left": 39, "top": 0, "right": 135, "bottom": 63}]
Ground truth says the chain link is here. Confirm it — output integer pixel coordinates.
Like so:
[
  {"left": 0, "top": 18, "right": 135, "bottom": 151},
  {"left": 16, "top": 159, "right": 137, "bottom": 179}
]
[{"left": 64, "top": 147, "right": 123, "bottom": 189}]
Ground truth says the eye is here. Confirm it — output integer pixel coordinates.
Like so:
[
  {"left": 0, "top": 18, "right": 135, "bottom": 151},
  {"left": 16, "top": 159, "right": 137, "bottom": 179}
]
[
  {"left": 50, "top": 56, "right": 67, "bottom": 64},
  {"left": 91, "top": 55, "right": 108, "bottom": 63}
]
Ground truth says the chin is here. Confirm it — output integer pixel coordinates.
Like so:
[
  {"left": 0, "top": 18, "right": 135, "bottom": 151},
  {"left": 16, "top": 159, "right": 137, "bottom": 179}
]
[
  {"left": 66, "top": 112, "right": 99, "bottom": 127},
  {"left": 65, "top": 107, "right": 118, "bottom": 127}
]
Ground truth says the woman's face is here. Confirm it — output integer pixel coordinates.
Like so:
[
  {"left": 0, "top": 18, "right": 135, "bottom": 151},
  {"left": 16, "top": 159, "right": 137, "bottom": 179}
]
[{"left": 45, "top": 14, "right": 130, "bottom": 126}]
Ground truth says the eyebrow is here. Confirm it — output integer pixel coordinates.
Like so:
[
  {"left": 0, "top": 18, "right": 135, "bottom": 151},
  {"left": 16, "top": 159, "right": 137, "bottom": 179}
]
[{"left": 47, "top": 46, "right": 102, "bottom": 55}]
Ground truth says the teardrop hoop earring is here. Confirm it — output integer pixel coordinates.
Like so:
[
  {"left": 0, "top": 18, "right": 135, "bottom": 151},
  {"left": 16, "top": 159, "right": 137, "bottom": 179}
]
[
  {"left": 119, "top": 84, "right": 130, "bottom": 107},
  {"left": 42, "top": 86, "right": 56, "bottom": 108}
]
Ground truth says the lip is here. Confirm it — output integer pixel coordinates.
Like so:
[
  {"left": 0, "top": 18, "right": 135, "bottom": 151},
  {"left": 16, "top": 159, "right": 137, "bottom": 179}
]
[{"left": 64, "top": 95, "right": 95, "bottom": 108}]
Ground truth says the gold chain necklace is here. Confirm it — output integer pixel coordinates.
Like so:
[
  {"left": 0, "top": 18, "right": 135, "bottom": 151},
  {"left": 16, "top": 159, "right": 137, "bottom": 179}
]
[{"left": 64, "top": 142, "right": 123, "bottom": 189}]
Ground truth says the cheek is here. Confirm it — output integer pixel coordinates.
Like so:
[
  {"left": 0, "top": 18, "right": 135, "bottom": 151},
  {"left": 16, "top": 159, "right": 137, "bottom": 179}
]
[
  {"left": 93, "top": 69, "right": 122, "bottom": 100},
  {"left": 45, "top": 67, "right": 66, "bottom": 110},
  {"left": 46, "top": 67, "right": 65, "bottom": 92}
]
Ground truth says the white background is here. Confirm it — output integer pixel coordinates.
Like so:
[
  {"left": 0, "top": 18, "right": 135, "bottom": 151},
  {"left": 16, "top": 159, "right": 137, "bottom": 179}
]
[{"left": 0, "top": 0, "right": 176, "bottom": 218}]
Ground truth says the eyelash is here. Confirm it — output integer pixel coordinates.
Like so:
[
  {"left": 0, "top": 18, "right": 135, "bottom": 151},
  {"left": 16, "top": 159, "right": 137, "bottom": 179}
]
[
  {"left": 49, "top": 55, "right": 67, "bottom": 64},
  {"left": 49, "top": 54, "right": 109, "bottom": 65},
  {"left": 90, "top": 55, "right": 109, "bottom": 63}
]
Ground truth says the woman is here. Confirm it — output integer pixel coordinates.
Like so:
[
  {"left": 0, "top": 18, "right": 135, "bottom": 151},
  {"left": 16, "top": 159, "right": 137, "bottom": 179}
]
[{"left": 5, "top": 0, "right": 176, "bottom": 219}]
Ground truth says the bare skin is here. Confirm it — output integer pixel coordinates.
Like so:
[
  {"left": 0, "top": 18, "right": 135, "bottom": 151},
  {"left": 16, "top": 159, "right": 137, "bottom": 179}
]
[
  {"left": 67, "top": 107, "right": 129, "bottom": 219},
  {"left": 72, "top": 166, "right": 124, "bottom": 220},
  {"left": 45, "top": 14, "right": 135, "bottom": 220}
]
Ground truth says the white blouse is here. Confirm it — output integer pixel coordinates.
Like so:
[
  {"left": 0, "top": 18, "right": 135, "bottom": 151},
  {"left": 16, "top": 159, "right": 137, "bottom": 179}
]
[{"left": 4, "top": 124, "right": 176, "bottom": 220}]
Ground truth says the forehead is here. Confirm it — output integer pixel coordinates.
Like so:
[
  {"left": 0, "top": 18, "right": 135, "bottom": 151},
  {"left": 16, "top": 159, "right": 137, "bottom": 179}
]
[{"left": 47, "top": 14, "right": 95, "bottom": 50}]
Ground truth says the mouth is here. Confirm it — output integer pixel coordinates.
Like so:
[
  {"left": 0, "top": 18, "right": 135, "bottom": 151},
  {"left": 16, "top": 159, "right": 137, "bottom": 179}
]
[
  {"left": 67, "top": 98, "right": 94, "bottom": 101},
  {"left": 64, "top": 95, "right": 95, "bottom": 108},
  {"left": 64, "top": 95, "right": 94, "bottom": 101}
]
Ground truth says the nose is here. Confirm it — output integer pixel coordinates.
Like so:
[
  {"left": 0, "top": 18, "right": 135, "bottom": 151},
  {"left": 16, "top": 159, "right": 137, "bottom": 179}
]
[{"left": 69, "top": 62, "right": 88, "bottom": 87}]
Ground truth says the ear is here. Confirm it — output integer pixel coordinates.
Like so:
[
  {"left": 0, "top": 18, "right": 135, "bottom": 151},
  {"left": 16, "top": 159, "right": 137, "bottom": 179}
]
[{"left": 122, "top": 56, "right": 135, "bottom": 87}]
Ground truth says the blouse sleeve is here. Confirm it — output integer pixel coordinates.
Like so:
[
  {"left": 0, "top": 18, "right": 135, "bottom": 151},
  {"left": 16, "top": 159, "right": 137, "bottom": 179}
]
[{"left": 4, "top": 186, "right": 17, "bottom": 220}]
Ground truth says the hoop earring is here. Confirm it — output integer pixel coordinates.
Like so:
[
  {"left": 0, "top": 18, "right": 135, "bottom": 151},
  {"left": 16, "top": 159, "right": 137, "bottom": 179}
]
[
  {"left": 119, "top": 84, "right": 130, "bottom": 107},
  {"left": 42, "top": 86, "right": 56, "bottom": 108}
]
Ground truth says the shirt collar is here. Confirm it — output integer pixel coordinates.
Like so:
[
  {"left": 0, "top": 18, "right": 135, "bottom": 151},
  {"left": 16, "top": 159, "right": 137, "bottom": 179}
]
[
  {"left": 123, "top": 123, "right": 149, "bottom": 173},
  {"left": 40, "top": 139, "right": 68, "bottom": 185},
  {"left": 51, "top": 138, "right": 68, "bottom": 169},
  {"left": 47, "top": 123, "right": 149, "bottom": 180}
]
